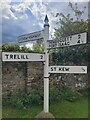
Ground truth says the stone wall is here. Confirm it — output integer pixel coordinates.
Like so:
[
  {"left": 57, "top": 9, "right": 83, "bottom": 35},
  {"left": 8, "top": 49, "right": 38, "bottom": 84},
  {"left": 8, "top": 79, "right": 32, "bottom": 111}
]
[
  {"left": 2, "top": 62, "right": 44, "bottom": 98},
  {"left": 2, "top": 62, "right": 26, "bottom": 98},
  {"left": 2, "top": 62, "right": 88, "bottom": 98},
  {"left": 50, "top": 74, "right": 88, "bottom": 92},
  {"left": 27, "top": 62, "right": 44, "bottom": 92}
]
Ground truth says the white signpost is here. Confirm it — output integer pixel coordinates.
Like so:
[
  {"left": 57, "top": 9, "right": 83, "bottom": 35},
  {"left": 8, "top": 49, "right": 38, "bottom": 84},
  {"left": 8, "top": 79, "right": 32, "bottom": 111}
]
[
  {"left": 49, "top": 66, "right": 87, "bottom": 74},
  {"left": 48, "top": 32, "right": 87, "bottom": 49},
  {"left": 18, "top": 30, "right": 44, "bottom": 43},
  {"left": 2, "top": 15, "right": 88, "bottom": 115},
  {"left": 43, "top": 15, "right": 49, "bottom": 113},
  {"left": 2, "top": 52, "right": 44, "bottom": 62}
]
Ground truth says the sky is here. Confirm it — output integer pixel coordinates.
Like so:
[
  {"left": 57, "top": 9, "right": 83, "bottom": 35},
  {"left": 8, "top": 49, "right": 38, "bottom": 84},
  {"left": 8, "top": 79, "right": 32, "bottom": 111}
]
[{"left": 0, "top": 0, "right": 89, "bottom": 47}]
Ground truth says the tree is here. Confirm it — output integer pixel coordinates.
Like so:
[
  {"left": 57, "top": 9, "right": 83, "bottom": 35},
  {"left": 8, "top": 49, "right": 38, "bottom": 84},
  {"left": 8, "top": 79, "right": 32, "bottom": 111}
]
[
  {"left": 54, "top": 2, "right": 88, "bottom": 38},
  {"left": 32, "top": 42, "right": 44, "bottom": 53},
  {"left": 51, "top": 2, "right": 88, "bottom": 65},
  {"left": 2, "top": 43, "right": 20, "bottom": 52},
  {"left": 2, "top": 43, "right": 32, "bottom": 53}
]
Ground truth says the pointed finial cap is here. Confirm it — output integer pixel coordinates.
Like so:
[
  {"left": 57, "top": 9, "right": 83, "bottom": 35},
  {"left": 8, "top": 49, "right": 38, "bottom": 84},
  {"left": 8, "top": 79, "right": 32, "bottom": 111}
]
[{"left": 44, "top": 15, "right": 49, "bottom": 22}]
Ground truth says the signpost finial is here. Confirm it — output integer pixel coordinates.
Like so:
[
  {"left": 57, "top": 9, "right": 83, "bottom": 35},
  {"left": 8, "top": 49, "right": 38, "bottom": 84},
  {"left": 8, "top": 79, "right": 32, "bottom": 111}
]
[
  {"left": 44, "top": 15, "right": 49, "bottom": 27},
  {"left": 44, "top": 14, "right": 49, "bottom": 23}
]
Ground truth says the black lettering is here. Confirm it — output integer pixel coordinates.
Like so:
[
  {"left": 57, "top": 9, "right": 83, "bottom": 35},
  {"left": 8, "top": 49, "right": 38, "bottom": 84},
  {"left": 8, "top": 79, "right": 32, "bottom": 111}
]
[
  {"left": 52, "top": 41, "right": 57, "bottom": 48},
  {"left": 77, "top": 40, "right": 80, "bottom": 43},
  {"left": 65, "top": 42, "right": 67, "bottom": 45},
  {"left": 10, "top": 54, "right": 13, "bottom": 59},
  {"left": 54, "top": 67, "right": 56, "bottom": 71},
  {"left": 62, "top": 67, "right": 64, "bottom": 71},
  {"left": 26, "top": 55, "right": 29, "bottom": 59},
  {"left": 51, "top": 67, "right": 53, "bottom": 71},
  {"left": 65, "top": 41, "right": 70, "bottom": 46},
  {"left": 5, "top": 54, "right": 9, "bottom": 59},
  {"left": 81, "top": 68, "right": 85, "bottom": 71},
  {"left": 67, "top": 36, "right": 69, "bottom": 40},
  {"left": 59, "top": 38, "right": 62, "bottom": 42},
  {"left": 14, "top": 55, "right": 17, "bottom": 59},
  {"left": 23, "top": 55, "right": 26, "bottom": 59},
  {"left": 62, "top": 38, "right": 64, "bottom": 42},
  {"left": 64, "top": 37, "right": 66, "bottom": 42},
  {"left": 59, "top": 67, "right": 63, "bottom": 71},
  {"left": 77, "top": 34, "right": 81, "bottom": 43},
  {"left": 65, "top": 67, "right": 70, "bottom": 71},
  {"left": 49, "top": 44, "right": 52, "bottom": 48},
  {"left": 49, "top": 42, "right": 52, "bottom": 48},
  {"left": 20, "top": 55, "right": 23, "bottom": 59},
  {"left": 61, "top": 42, "right": 64, "bottom": 46},
  {"left": 67, "top": 41, "right": 70, "bottom": 45},
  {"left": 40, "top": 55, "right": 43, "bottom": 59},
  {"left": 59, "top": 42, "right": 62, "bottom": 47},
  {"left": 78, "top": 34, "right": 81, "bottom": 39},
  {"left": 21, "top": 55, "right": 23, "bottom": 59},
  {"left": 17, "top": 55, "right": 20, "bottom": 59},
  {"left": 59, "top": 67, "right": 65, "bottom": 71},
  {"left": 59, "top": 67, "right": 61, "bottom": 71},
  {"left": 21, "top": 55, "right": 26, "bottom": 59},
  {"left": 70, "top": 36, "right": 72, "bottom": 40}
]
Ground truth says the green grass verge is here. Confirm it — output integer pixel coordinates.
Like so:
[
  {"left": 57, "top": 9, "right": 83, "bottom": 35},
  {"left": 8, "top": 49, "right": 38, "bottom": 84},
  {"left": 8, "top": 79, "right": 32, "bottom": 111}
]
[
  {"left": 3, "top": 98, "right": 88, "bottom": 118},
  {"left": 50, "top": 98, "right": 88, "bottom": 118}
]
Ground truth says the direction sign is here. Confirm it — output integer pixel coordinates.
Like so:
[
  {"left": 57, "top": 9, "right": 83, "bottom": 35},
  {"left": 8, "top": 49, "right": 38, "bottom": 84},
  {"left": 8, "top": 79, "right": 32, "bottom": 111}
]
[
  {"left": 18, "top": 30, "right": 44, "bottom": 43},
  {"left": 2, "top": 52, "right": 45, "bottom": 62},
  {"left": 49, "top": 66, "right": 87, "bottom": 74},
  {"left": 48, "top": 32, "right": 87, "bottom": 48}
]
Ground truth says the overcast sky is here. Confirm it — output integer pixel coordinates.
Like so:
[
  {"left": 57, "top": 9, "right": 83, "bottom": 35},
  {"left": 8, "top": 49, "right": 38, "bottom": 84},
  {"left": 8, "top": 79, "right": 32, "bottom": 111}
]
[{"left": 0, "top": 0, "right": 89, "bottom": 46}]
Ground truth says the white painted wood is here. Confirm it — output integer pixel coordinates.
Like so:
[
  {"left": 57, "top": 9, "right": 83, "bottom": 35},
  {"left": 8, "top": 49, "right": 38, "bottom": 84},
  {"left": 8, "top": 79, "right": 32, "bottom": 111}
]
[
  {"left": 49, "top": 66, "right": 87, "bottom": 74},
  {"left": 18, "top": 30, "right": 44, "bottom": 43},
  {"left": 44, "top": 15, "right": 49, "bottom": 113},
  {"left": 2, "top": 52, "right": 44, "bottom": 61},
  {"left": 48, "top": 32, "right": 87, "bottom": 48}
]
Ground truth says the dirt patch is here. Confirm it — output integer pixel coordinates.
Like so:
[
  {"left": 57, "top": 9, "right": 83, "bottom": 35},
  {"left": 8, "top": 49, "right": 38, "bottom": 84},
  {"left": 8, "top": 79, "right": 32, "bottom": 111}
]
[{"left": 35, "top": 111, "right": 55, "bottom": 120}]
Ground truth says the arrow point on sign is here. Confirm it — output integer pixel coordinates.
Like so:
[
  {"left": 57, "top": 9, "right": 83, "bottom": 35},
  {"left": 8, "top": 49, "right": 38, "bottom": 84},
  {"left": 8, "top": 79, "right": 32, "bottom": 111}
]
[
  {"left": 77, "top": 40, "right": 80, "bottom": 43},
  {"left": 81, "top": 68, "right": 85, "bottom": 72}
]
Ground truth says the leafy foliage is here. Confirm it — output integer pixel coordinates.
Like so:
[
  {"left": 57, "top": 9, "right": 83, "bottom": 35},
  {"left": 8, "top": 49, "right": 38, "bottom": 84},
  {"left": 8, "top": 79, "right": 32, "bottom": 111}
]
[
  {"left": 2, "top": 43, "right": 44, "bottom": 53},
  {"left": 51, "top": 2, "right": 88, "bottom": 65},
  {"left": 2, "top": 43, "right": 20, "bottom": 52},
  {"left": 68, "top": 2, "right": 86, "bottom": 21},
  {"left": 32, "top": 43, "right": 44, "bottom": 53},
  {"left": 50, "top": 87, "right": 59, "bottom": 103},
  {"left": 51, "top": 45, "right": 87, "bottom": 65},
  {"left": 2, "top": 43, "right": 32, "bottom": 52},
  {"left": 60, "top": 87, "right": 80, "bottom": 102},
  {"left": 3, "top": 90, "right": 43, "bottom": 109},
  {"left": 3, "top": 86, "right": 86, "bottom": 108},
  {"left": 54, "top": 13, "right": 88, "bottom": 39}
]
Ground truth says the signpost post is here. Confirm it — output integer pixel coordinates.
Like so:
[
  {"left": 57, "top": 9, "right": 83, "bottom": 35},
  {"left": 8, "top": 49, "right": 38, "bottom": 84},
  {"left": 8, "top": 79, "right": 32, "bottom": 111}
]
[
  {"left": 2, "top": 15, "right": 88, "bottom": 116},
  {"left": 43, "top": 15, "right": 49, "bottom": 113}
]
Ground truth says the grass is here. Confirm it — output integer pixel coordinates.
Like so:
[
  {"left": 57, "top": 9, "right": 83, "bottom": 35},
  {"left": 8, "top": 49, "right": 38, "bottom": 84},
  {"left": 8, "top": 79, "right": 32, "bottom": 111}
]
[
  {"left": 50, "top": 98, "right": 88, "bottom": 118},
  {"left": 3, "top": 98, "right": 88, "bottom": 118}
]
